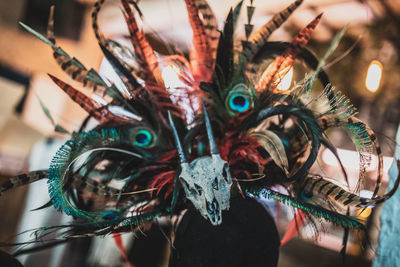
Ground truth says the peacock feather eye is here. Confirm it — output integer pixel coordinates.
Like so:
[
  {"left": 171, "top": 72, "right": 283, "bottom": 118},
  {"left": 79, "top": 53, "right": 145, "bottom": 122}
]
[
  {"left": 102, "top": 211, "right": 117, "bottom": 221},
  {"left": 301, "top": 190, "right": 313, "bottom": 201},
  {"left": 131, "top": 128, "right": 156, "bottom": 147},
  {"left": 226, "top": 84, "right": 253, "bottom": 114}
]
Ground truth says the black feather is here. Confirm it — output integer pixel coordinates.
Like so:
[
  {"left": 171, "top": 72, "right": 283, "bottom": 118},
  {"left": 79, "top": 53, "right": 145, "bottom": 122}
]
[
  {"left": 255, "top": 105, "right": 322, "bottom": 182},
  {"left": 214, "top": 8, "right": 234, "bottom": 89},
  {"left": 99, "top": 43, "right": 141, "bottom": 89}
]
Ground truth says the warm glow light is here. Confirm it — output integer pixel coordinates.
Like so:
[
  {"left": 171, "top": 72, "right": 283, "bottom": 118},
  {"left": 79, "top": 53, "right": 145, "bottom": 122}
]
[
  {"left": 358, "top": 207, "right": 372, "bottom": 218},
  {"left": 161, "top": 64, "right": 195, "bottom": 123},
  {"left": 365, "top": 60, "right": 383, "bottom": 92},
  {"left": 277, "top": 67, "right": 294, "bottom": 91},
  {"left": 162, "top": 65, "right": 182, "bottom": 89},
  {"left": 322, "top": 148, "right": 393, "bottom": 173},
  {"left": 277, "top": 67, "right": 293, "bottom": 91}
]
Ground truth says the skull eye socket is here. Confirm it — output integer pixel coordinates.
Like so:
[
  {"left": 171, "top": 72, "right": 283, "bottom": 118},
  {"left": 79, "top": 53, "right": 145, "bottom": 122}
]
[
  {"left": 181, "top": 179, "right": 202, "bottom": 196},
  {"left": 222, "top": 163, "right": 229, "bottom": 182},
  {"left": 212, "top": 177, "right": 219, "bottom": 190},
  {"left": 194, "top": 184, "right": 203, "bottom": 195}
]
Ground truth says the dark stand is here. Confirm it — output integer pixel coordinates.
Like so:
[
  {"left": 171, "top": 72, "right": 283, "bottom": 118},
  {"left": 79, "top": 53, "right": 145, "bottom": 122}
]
[
  {"left": 0, "top": 250, "right": 24, "bottom": 267},
  {"left": 169, "top": 197, "right": 280, "bottom": 267}
]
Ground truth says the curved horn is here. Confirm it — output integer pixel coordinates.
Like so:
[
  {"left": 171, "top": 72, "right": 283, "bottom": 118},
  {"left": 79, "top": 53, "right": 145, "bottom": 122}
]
[
  {"left": 168, "top": 112, "right": 188, "bottom": 163},
  {"left": 201, "top": 100, "right": 219, "bottom": 155}
]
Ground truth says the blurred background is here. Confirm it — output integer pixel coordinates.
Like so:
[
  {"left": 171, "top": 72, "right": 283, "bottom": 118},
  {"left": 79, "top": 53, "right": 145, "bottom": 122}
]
[{"left": 0, "top": 0, "right": 399, "bottom": 266}]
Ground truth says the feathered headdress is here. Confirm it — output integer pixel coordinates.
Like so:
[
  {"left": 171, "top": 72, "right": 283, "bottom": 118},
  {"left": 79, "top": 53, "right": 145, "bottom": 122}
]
[{"left": 2, "top": 0, "right": 399, "bottom": 252}]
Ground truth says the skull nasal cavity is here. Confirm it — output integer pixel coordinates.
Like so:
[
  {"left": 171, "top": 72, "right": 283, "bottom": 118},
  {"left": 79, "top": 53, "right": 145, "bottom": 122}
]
[
  {"left": 194, "top": 183, "right": 203, "bottom": 195},
  {"left": 212, "top": 177, "right": 219, "bottom": 190}
]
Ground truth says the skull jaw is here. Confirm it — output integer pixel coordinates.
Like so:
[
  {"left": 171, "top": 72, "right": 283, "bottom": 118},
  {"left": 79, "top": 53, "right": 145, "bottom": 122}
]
[{"left": 186, "top": 195, "right": 230, "bottom": 226}]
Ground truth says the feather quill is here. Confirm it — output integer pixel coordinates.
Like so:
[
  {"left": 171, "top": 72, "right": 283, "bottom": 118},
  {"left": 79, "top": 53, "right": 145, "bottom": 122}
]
[{"left": 249, "top": 129, "right": 289, "bottom": 176}]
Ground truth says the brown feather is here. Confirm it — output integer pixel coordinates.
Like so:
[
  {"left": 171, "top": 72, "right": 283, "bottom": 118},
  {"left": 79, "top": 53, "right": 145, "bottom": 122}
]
[
  {"left": 0, "top": 170, "right": 48, "bottom": 196},
  {"left": 256, "top": 13, "right": 322, "bottom": 93}
]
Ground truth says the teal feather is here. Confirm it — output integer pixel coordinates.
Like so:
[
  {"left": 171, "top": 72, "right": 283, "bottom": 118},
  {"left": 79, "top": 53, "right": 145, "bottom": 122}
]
[
  {"left": 48, "top": 129, "right": 131, "bottom": 220},
  {"left": 314, "top": 84, "right": 357, "bottom": 121},
  {"left": 37, "top": 96, "right": 55, "bottom": 126},
  {"left": 37, "top": 95, "right": 70, "bottom": 135},
  {"left": 344, "top": 122, "right": 373, "bottom": 153}
]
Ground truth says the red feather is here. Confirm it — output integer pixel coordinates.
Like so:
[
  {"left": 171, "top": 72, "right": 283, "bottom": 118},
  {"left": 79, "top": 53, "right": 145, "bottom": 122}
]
[
  {"left": 121, "top": 0, "right": 162, "bottom": 87},
  {"left": 281, "top": 210, "right": 306, "bottom": 245},
  {"left": 184, "top": 0, "right": 214, "bottom": 83},
  {"left": 112, "top": 233, "right": 133, "bottom": 267},
  {"left": 48, "top": 74, "right": 130, "bottom": 125}
]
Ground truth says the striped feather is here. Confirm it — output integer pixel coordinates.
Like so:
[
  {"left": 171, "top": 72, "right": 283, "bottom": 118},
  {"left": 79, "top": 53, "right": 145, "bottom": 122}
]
[
  {"left": 91, "top": 0, "right": 144, "bottom": 86},
  {"left": 91, "top": 0, "right": 105, "bottom": 43},
  {"left": 19, "top": 19, "right": 123, "bottom": 102},
  {"left": 121, "top": 0, "right": 163, "bottom": 87},
  {"left": 242, "top": 0, "right": 303, "bottom": 62},
  {"left": 184, "top": 0, "right": 214, "bottom": 82},
  {"left": 0, "top": 170, "right": 48, "bottom": 196},
  {"left": 317, "top": 116, "right": 383, "bottom": 197},
  {"left": 249, "top": 129, "right": 289, "bottom": 176},
  {"left": 256, "top": 14, "right": 322, "bottom": 93},
  {"left": 48, "top": 74, "right": 130, "bottom": 125},
  {"left": 303, "top": 168, "right": 400, "bottom": 207},
  {"left": 193, "top": 0, "right": 219, "bottom": 57},
  {"left": 44, "top": 11, "right": 117, "bottom": 98},
  {"left": 46, "top": 6, "right": 56, "bottom": 44}
]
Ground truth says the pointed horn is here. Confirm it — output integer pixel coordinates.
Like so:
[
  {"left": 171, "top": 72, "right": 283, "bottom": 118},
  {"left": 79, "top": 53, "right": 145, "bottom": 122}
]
[
  {"left": 201, "top": 100, "right": 219, "bottom": 155},
  {"left": 168, "top": 112, "right": 188, "bottom": 163}
]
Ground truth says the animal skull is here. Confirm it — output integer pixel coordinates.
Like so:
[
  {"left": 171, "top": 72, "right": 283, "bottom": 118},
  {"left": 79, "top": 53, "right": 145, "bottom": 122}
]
[
  {"left": 168, "top": 102, "right": 233, "bottom": 225},
  {"left": 179, "top": 154, "right": 232, "bottom": 225}
]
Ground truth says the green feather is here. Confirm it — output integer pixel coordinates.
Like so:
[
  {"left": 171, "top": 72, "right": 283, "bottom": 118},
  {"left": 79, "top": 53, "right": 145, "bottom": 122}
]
[
  {"left": 19, "top": 22, "right": 56, "bottom": 48},
  {"left": 246, "top": 6, "right": 255, "bottom": 24},
  {"left": 232, "top": 0, "right": 244, "bottom": 29},
  {"left": 37, "top": 95, "right": 55, "bottom": 126},
  {"left": 54, "top": 125, "right": 70, "bottom": 134},
  {"left": 305, "top": 26, "right": 348, "bottom": 92}
]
